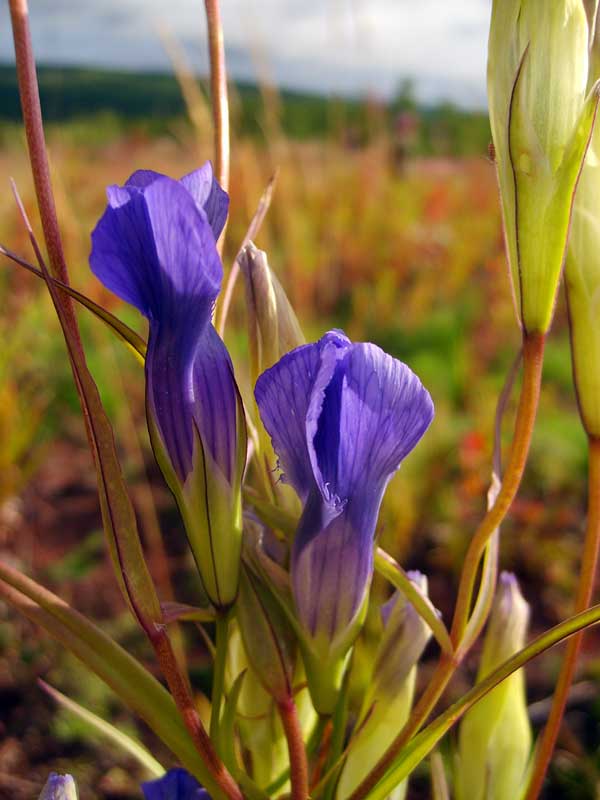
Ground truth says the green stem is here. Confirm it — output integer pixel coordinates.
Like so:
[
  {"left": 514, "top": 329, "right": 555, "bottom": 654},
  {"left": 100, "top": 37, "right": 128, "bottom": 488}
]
[{"left": 211, "top": 611, "right": 230, "bottom": 742}]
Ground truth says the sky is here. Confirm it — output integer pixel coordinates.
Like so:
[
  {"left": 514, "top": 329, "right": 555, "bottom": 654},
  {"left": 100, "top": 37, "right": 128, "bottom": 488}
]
[{"left": 0, "top": 1, "right": 492, "bottom": 108}]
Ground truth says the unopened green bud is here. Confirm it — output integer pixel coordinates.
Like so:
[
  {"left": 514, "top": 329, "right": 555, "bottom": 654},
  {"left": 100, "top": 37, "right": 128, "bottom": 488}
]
[
  {"left": 39, "top": 774, "right": 78, "bottom": 800},
  {"left": 456, "top": 572, "right": 532, "bottom": 800},
  {"left": 566, "top": 83, "right": 600, "bottom": 435},
  {"left": 337, "top": 573, "right": 432, "bottom": 799},
  {"left": 238, "top": 242, "right": 304, "bottom": 387},
  {"left": 488, "top": 0, "right": 597, "bottom": 333}
]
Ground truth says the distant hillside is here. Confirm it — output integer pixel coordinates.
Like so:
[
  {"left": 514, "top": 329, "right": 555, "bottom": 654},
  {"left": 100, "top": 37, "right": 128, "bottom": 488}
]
[{"left": 0, "top": 64, "right": 491, "bottom": 154}]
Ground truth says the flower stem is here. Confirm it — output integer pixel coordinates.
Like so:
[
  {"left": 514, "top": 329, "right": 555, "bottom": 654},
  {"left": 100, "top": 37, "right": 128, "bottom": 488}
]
[
  {"left": 348, "top": 330, "right": 545, "bottom": 800},
  {"left": 450, "top": 330, "right": 545, "bottom": 643},
  {"left": 150, "top": 627, "right": 243, "bottom": 800},
  {"left": 524, "top": 434, "right": 600, "bottom": 800},
  {"left": 8, "top": 0, "right": 81, "bottom": 348},
  {"left": 278, "top": 695, "right": 310, "bottom": 800},
  {"left": 210, "top": 610, "right": 230, "bottom": 742},
  {"left": 204, "top": 0, "right": 230, "bottom": 196}
]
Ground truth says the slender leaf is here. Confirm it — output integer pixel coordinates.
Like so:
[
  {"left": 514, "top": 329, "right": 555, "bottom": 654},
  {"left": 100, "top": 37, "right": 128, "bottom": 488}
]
[
  {"left": 0, "top": 562, "right": 212, "bottom": 787},
  {"left": 39, "top": 679, "right": 164, "bottom": 778},
  {"left": 16, "top": 201, "right": 161, "bottom": 630},
  {"left": 161, "top": 601, "right": 216, "bottom": 624},
  {"left": 0, "top": 243, "right": 146, "bottom": 362}
]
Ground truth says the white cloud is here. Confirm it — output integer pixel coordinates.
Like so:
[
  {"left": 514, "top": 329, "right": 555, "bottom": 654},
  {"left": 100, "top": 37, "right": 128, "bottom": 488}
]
[{"left": 0, "top": 0, "right": 492, "bottom": 106}]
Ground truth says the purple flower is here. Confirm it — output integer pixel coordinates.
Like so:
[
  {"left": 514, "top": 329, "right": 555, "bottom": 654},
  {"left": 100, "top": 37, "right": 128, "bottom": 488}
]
[
  {"left": 90, "top": 163, "right": 245, "bottom": 607},
  {"left": 38, "top": 773, "right": 77, "bottom": 800},
  {"left": 142, "top": 768, "right": 210, "bottom": 800},
  {"left": 255, "top": 331, "right": 433, "bottom": 692}
]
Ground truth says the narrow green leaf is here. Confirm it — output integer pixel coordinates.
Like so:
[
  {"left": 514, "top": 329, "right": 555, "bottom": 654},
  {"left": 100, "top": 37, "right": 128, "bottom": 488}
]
[
  {"left": 0, "top": 562, "right": 212, "bottom": 788},
  {"left": 218, "top": 670, "right": 246, "bottom": 774},
  {"left": 161, "top": 601, "right": 216, "bottom": 624},
  {"left": 32, "top": 230, "right": 161, "bottom": 630},
  {"left": 0, "top": 243, "right": 146, "bottom": 362},
  {"left": 365, "top": 601, "right": 600, "bottom": 800},
  {"left": 39, "top": 679, "right": 164, "bottom": 778},
  {"left": 375, "top": 548, "right": 453, "bottom": 657}
]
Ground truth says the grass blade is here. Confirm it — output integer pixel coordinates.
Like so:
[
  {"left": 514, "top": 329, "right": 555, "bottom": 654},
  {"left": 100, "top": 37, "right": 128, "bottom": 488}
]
[{"left": 39, "top": 679, "right": 165, "bottom": 778}]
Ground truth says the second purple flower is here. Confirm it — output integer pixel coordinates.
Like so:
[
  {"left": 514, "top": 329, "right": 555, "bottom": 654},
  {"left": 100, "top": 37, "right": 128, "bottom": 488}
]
[{"left": 255, "top": 330, "right": 433, "bottom": 710}]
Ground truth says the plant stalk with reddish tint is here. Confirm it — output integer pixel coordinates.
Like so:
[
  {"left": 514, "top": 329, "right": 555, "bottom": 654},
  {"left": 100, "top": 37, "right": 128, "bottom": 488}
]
[
  {"left": 278, "top": 696, "right": 310, "bottom": 800},
  {"left": 524, "top": 435, "right": 600, "bottom": 800},
  {"left": 204, "top": 0, "right": 230, "bottom": 195},
  {"left": 8, "top": 0, "right": 81, "bottom": 349}
]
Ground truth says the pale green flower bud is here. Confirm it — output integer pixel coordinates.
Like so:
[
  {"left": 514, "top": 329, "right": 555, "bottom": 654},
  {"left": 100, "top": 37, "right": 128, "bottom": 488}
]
[
  {"left": 566, "top": 29, "right": 600, "bottom": 436},
  {"left": 456, "top": 572, "right": 532, "bottom": 800},
  {"left": 488, "top": 0, "right": 597, "bottom": 333},
  {"left": 238, "top": 242, "right": 305, "bottom": 388},
  {"left": 39, "top": 774, "right": 78, "bottom": 800},
  {"left": 337, "top": 573, "right": 432, "bottom": 799}
]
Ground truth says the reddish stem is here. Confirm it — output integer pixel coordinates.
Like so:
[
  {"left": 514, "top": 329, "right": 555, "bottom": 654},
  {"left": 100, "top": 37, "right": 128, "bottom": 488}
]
[
  {"left": 204, "top": 0, "right": 230, "bottom": 195},
  {"left": 525, "top": 435, "right": 600, "bottom": 799},
  {"left": 278, "top": 696, "right": 309, "bottom": 800},
  {"left": 151, "top": 628, "right": 243, "bottom": 800},
  {"left": 8, "top": 0, "right": 81, "bottom": 349}
]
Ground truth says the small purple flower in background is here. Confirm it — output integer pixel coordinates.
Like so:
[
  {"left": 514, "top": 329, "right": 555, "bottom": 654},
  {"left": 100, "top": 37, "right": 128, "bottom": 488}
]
[
  {"left": 142, "top": 768, "right": 210, "bottom": 800},
  {"left": 38, "top": 773, "right": 78, "bottom": 800},
  {"left": 90, "top": 163, "right": 245, "bottom": 607},
  {"left": 255, "top": 330, "right": 433, "bottom": 710}
]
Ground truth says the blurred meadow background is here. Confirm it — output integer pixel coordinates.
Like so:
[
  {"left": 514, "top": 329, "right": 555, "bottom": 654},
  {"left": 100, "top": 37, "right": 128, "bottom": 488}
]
[{"left": 0, "top": 2, "right": 599, "bottom": 798}]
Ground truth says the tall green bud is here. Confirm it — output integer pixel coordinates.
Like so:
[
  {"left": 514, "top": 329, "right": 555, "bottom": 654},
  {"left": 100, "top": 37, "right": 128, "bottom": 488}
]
[
  {"left": 566, "top": 21, "right": 600, "bottom": 435},
  {"left": 488, "top": 0, "right": 598, "bottom": 333},
  {"left": 239, "top": 242, "right": 304, "bottom": 512},
  {"left": 337, "top": 573, "right": 432, "bottom": 799},
  {"left": 456, "top": 572, "right": 532, "bottom": 800},
  {"left": 238, "top": 242, "right": 305, "bottom": 388}
]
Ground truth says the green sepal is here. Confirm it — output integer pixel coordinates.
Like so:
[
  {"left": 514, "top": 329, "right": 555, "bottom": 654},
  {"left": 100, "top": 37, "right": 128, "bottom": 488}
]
[{"left": 148, "top": 388, "right": 247, "bottom": 610}]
